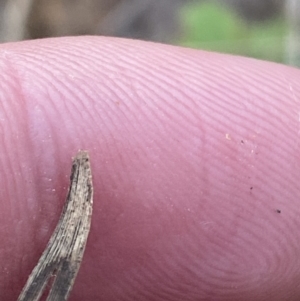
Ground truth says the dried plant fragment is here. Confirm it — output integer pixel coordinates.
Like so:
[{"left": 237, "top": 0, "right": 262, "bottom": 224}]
[{"left": 18, "top": 151, "right": 93, "bottom": 301}]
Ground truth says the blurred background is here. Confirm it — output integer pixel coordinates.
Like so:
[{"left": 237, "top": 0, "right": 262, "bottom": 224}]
[{"left": 0, "top": 0, "right": 299, "bottom": 67}]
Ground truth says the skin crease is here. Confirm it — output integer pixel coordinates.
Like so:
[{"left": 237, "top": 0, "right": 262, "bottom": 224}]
[{"left": 0, "top": 37, "right": 300, "bottom": 301}]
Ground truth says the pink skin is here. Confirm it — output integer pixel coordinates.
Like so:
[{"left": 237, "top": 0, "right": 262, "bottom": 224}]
[{"left": 1, "top": 37, "right": 300, "bottom": 301}]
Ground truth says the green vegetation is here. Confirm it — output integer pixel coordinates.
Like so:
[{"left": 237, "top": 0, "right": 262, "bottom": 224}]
[{"left": 178, "top": 2, "right": 288, "bottom": 63}]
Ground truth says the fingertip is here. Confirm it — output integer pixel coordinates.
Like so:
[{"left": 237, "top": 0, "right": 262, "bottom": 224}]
[{"left": 1, "top": 37, "right": 300, "bottom": 300}]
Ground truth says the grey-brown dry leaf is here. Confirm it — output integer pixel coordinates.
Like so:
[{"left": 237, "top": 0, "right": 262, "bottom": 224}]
[{"left": 18, "top": 151, "right": 93, "bottom": 301}]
